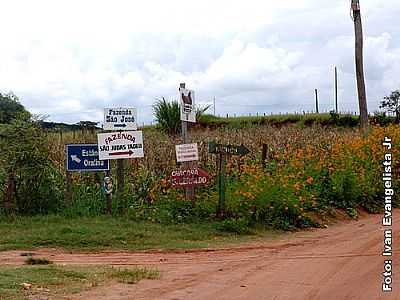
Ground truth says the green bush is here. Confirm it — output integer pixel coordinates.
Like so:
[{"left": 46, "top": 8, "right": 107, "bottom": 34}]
[
  {"left": 0, "top": 119, "right": 63, "bottom": 214},
  {"left": 153, "top": 98, "right": 180, "bottom": 134},
  {"left": 216, "top": 218, "right": 251, "bottom": 234}
]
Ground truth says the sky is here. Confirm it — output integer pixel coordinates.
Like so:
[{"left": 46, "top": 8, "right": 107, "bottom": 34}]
[{"left": 0, "top": 0, "right": 399, "bottom": 124}]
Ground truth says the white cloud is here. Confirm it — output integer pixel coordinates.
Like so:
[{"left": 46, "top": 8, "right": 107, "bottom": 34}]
[{"left": 0, "top": 0, "right": 399, "bottom": 123}]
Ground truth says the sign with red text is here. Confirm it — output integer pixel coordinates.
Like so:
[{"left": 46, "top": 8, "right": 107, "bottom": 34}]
[
  {"left": 175, "top": 143, "right": 199, "bottom": 162},
  {"left": 97, "top": 131, "right": 144, "bottom": 160},
  {"left": 171, "top": 168, "right": 209, "bottom": 188}
]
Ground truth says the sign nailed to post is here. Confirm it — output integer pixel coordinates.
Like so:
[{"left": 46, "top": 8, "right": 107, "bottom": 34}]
[
  {"left": 104, "top": 108, "right": 137, "bottom": 131},
  {"left": 176, "top": 143, "right": 199, "bottom": 162},
  {"left": 179, "top": 87, "right": 196, "bottom": 123},
  {"left": 97, "top": 131, "right": 144, "bottom": 160},
  {"left": 208, "top": 141, "right": 250, "bottom": 218},
  {"left": 208, "top": 142, "right": 250, "bottom": 156},
  {"left": 171, "top": 168, "right": 209, "bottom": 188},
  {"left": 66, "top": 144, "right": 109, "bottom": 172}
]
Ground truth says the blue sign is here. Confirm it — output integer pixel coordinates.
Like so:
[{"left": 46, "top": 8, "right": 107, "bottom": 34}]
[{"left": 66, "top": 144, "right": 109, "bottom": 172}]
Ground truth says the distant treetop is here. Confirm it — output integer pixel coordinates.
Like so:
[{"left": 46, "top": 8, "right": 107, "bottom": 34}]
[{"left": 0, "top": 92, "right": 31, "bottom": 124}]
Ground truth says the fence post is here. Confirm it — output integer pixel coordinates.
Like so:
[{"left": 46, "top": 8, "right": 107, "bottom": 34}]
[
  {"left": 217, "top": 152, "right": 227, "bottom": 218},
  {"left": 261, "top": 144, "right": 267, "bottom": 169}
]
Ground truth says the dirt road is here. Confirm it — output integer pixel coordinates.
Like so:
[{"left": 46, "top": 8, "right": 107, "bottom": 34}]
[{"left": 1, "top": 211, "right": 399, "bottom": 300}]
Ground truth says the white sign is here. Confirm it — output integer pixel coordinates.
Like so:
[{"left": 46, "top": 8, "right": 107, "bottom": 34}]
[
  {"left": 179, "top": 88, "right": 196, "bottom": 123},
  {"left": 176, "top": 143, "right": 199, "bottom": 162},
  {"left": 97, "top": 131, "right": 144, "bottom": 160},
  {"left": 104, "top": 108, "right": 137, "bottom": 130}
]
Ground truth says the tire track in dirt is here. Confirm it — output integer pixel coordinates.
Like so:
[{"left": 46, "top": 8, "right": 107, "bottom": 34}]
[{"left": 1, "top": 211, "right": 399, "bottom": 300}]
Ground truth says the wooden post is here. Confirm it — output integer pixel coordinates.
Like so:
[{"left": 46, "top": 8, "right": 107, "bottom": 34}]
[
  {"left": 105, "top": 170, "right": 112, "bottom": 215},
  {"left": 335, "top": 66, "right": 338, "bottom": 113},
  {"left": 65, "top": 171, "right": 72, "bottom": 207},
  {"left": 116, "top": 159, "right": 124, "bottom": 206},
  {"left": 180, "top": 83, "right": 195, "bottom": 204},
  {"left": 261, "top": 144, "right": 268, "bottom": 169},
  {"left": 217, "top": 152, "right": 227, "bottom": 218},
  {"left": 352, "top": 0, "right": 369, "bottom": 133},
  {"left": 315, "top": 89, "right": 319, "bottom": 114}
]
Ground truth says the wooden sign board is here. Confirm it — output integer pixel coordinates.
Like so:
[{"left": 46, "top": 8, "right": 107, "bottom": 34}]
[
  {"left": 104, "top": 108, "right": 137, "bottom": 130},
  {"left": 97, "top": 131, "right": 144, "bottom": 160},
  {"left": 208, "top": 142, "right": 250, "bottom": 156},
  {"left": 176, "top": 143, "right": 199, "bottom": 162},
  {"left": 171, "top": 168, "right": 209, "bottom": 188}
]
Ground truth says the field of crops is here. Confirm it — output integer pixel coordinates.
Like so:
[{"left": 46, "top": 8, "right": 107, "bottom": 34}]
[{"left": 33, "top": 123, "right": 397, "bottom": 232}]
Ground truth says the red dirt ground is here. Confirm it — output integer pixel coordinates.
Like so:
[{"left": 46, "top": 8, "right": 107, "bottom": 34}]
[{"left": 1, "top": 211, "right": 399, "bottom": 300}]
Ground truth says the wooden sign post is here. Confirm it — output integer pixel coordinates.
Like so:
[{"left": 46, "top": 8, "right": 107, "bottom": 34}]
[
  {"left": 179, "top": 83, "right": 196, "bottom": 203},
  {"left": 98, "top": 106, "right": 142, "bottom": 214},
  {"left": 208, "top": 142, "right": 250, "bottom": 218},
  {"left": 65, "top": 144, "right": 110, "bottom": 210}
]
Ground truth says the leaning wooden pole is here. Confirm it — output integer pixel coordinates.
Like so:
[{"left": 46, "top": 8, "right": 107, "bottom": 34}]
[{"left": 352, "top": 0, "right": 369, "bottom": 134}]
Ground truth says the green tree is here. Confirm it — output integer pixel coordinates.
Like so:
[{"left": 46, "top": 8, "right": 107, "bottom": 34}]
[
  {"left": 0, "top": 95, "right": 62, "bottom": 215},
  {"left": 380, "top": 90, "right": 400, "bottom": 123},
  {"left": 0, "top": 92, "right": 30, "bottom": 124}
]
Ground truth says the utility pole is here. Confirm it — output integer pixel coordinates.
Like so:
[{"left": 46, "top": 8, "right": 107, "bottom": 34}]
[
  {"left": 335, "top": 66, "right": 338, "bottom": 113},
  {"left": 351, "top": 0, "right": 369, "bottom": 133},
  {"left": 315, "top": 89, "right": 319, "bottom": 113},
  {"left": 213, "top": 96, "right": 216, "bottom": 116}
]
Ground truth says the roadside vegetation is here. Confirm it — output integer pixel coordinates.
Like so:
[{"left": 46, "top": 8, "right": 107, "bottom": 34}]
[
  {"left": 0, "top": 92, "right": 399, "bottom": 248},
  {"left": 0, "top": 215, "right": 272, "bottom": 251},
  {"left": 0, "top": 265, "right": 158, "bottom": 299}
]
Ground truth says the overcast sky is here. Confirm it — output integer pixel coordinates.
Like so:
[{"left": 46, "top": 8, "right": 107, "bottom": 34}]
[{"left": 0, "top": 0, "right": 399, "bottom": 124}]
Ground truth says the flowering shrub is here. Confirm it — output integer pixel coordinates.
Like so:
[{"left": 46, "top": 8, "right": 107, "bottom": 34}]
[
  {"left": 39, "top": 124, "right": 400, "bottom": 232},
  {"left": 221, "top": 125, "right": 400, "bottom": 230}
]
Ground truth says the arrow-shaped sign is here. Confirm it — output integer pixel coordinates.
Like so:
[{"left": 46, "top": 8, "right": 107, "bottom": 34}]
[
  {"left": 114, "top": 124, "right": 127, "bottom": 128},
  {"left": 208, "top": 142, "right": 250, "bottom": 156},
  {"left": 70, "top": 155, "right": 81, "bottom": 163},
  {"left": 236, "top": 144, "right": 250, "bottom": 156},
  {"left": 109, "top": 150, "right": 134, "bottom": 156}
]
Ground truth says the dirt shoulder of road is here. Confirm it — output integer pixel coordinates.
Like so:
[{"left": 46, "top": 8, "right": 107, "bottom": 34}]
[{"left": 1, "top": 210, "right": 398, "bottom": 300}]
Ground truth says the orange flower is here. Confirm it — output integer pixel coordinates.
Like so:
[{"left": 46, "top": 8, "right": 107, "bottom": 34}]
[{"left": 306, "top": 176, "right": 314, "bottom": 184}]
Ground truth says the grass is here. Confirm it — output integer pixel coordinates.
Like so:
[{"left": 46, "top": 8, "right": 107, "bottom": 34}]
[
  {"left": 198, "top": 113, "right": 360, "bottom": 128},
  {"left": 0, "top": 215, "right": 282, "bottom": 252},
  {"left": 108, "top": 267, "right": 159, "bottom": 284},
  {"left": 0, "top": 265, "right": 159, "bottom": 300}
]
